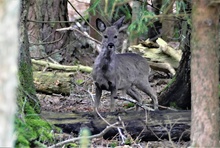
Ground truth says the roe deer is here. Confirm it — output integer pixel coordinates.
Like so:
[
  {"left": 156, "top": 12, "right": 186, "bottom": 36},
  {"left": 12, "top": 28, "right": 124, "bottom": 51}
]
[{"left": 92, "top": 16, "right": 158, "bottom": 111}]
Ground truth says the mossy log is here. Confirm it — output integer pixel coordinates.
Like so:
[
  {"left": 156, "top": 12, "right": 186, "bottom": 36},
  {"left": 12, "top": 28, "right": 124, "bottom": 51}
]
[
  {"left": 156, "top": 38, "right": 182, "bottom": 62},
  {"left": 33, "top": 72, "right": 74, "bottom": 95},
  {"left": 130, "top": 45, "right": 179, "bottom": 69},
  {"left": 41, "top": 110, "right": 191, "bottom": 141},
  {"left": 32, "top": 59, "right": 92, "bottom": 73}
]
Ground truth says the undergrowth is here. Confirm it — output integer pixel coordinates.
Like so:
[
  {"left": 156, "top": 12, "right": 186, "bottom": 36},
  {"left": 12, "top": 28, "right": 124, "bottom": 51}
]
[{"left": 15, "top": 94, "right": 60, "bottom": 147}]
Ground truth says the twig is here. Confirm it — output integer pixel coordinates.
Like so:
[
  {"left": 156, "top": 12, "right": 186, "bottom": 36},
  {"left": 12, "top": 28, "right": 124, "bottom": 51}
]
[
  {"left": 67, "top": 0, "right": 101, "bottom": 36},
  {"left": 117, "top": 96, "right": 155, "bottom": 111},
  {"left": 30, "top": 33, "right": 65, "bottom": 45},
  {"left": 95, "top": 108, "right": 121, "bottom": 128},
  {"left": 48, "top": 122, "right": 119, "bottom": 148},
  {"left": 117, "top": 116, "right": 127, "bottom": 144},
  {"left": 56, "top": 26, "right": 101, "bottom": 45}
]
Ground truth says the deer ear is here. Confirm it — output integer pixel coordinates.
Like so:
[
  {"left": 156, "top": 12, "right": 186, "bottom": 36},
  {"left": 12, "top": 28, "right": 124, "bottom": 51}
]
[
  {"left": 113, "top": 16, "right": 125, "bottom": 29},
  {"left": 96, "top": 18, "right": 106, "bottom": 32}
]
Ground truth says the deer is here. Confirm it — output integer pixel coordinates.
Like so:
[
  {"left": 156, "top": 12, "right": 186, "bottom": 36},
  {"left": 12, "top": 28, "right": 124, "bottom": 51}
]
[{"left": 92, "top": 16, "right": 158, "bottom": 111}]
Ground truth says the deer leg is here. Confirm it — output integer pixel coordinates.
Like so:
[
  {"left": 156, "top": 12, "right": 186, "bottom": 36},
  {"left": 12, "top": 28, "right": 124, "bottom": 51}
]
[
  {"left": 126, "top": 87, "right": 142, "bottom": 110},
  {"left": 136, "top": 80, "right": 158, "bottom": 110},
  {"left": 110, "top": 86, "right": 117, "bottom": 112},
  {"left": 94, "top": 85, "right": 102, "bottom": 110}
]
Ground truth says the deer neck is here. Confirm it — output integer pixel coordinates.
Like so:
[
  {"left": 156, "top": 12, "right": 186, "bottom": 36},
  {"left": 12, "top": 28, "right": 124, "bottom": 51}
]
[{"left": 97, "top": 48, "right": 115, "bottom": 71}]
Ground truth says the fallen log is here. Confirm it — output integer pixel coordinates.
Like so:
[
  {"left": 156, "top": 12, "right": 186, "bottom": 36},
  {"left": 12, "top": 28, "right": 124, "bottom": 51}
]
[
  {"left": 41, "top": 110, "right": 191, "bottom": 141},
  {"left": 33, "top": 72, "right": 74, "bottom": 95},
  {"left": 32, "top": 59, "right": 92, "bottom": 73},
  {"left": 156, "top": 38, "right": 182, "bottom": 62}
]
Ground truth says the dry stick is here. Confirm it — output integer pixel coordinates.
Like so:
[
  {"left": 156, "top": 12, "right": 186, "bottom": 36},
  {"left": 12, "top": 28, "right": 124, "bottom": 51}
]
[
  {"left": 48, "top": 122, "right": 119, "bottom": 148},
  {"left": 118, "top": 96, "right": 177, "bottom": 111},
  {"left": 117, "top": 96, "right": 155, "bottom": 111},
  {"left": 67, "top": 0, "right": 102, "bottom": 36},
  {"left": 95, "top": 108, "right": 122, "bottom": 128},
  {"left": 117, "top": 116, "right": 127, "bottom": 144},
  {"left": 160, "top": 117, "right": 181, "bottom": 148},
  {"left": 177, "top": 129, "right": 190, "bottom": 145},
  {"left": 56, "top": 26, "right": 101, "bottom": 45},
  {"left": 30, "top": 33, "right": 65, "bottom": 45}
]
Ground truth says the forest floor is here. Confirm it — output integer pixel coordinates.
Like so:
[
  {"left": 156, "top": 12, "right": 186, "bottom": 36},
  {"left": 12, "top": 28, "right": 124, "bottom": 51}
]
[{"left": 37, "top": 71, "right": 190, "bottom": 147}]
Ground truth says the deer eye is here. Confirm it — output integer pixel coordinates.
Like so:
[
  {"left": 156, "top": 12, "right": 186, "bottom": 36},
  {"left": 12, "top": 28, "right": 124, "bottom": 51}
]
[
  {"left": 114, "top": 35, "right": 117, "bottom": 39},
  {"left": 104, "top": 35, "right": 108, "bottom": 38}
]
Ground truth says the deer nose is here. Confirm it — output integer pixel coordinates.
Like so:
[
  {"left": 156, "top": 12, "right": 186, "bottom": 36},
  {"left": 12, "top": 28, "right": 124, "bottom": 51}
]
[{"left": 107, "top": 43, "right": 115, "bottom": 49}]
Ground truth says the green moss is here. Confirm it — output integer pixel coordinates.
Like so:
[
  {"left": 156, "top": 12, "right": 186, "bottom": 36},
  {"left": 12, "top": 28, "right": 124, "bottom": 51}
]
[
  {"left": 18, "top": 62, "right": 40, "bottom": 113},
  {"left": 169, "top": 102, "right": 181, "bottom": 110},
  {"left": 160, "top": 76, "right": 176, "bottom": 93},
  {"left": 19, "top": 62, "right": 35, "bottom": 95},
  {"left": 75, "top": 79, "right": 84, "bottom": 85},
  {"left": 66, "top": 143, "right": 78, "bottom": 147},
  {"left": 123, "top": 103, "right": 135, "bottom": 109},
  {"left": 16, "top": 59, "right": 60, "bottom": 147},
  {"left": 15, "top": 95, "right": 59, "bottom": 147}
]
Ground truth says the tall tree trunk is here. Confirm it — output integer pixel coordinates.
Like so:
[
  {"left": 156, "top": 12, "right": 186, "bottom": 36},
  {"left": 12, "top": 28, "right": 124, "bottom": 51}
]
[
  {"left": 0, "top": 0, "right": 20, "bottom": 146},
  {"left": 159, "top": 29, "right": 191, "bottom": 109},
  {"left": 19, "top": 0, "right": 40, "bottom": 112},
  {"left": 190, "top": 1, "right": 219, "bottom": 147},
  {"left": 28, "top": 0, "right": 70, "bottom": 64},
  {"left": 161, "top": 0, "right": 175, "bottom": 42},
  {"left": 130, "top": 1, "right": 140, "bottom": 45}
]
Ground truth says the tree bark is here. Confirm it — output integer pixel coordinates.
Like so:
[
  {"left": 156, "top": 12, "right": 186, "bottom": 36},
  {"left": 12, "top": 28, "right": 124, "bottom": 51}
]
[
  {"left": 130, "top": 1, "right": 140, "bottom": 45},
  {"left": 19, "top": 0, "right": 41, "bottom": 112},
  {"left": 28, "top": 0, "right": 71, "bottom": 64},
  {"left": 190, "top": 1, "right": 219, "bottom": 147},
  {"left": 159, "top": 31, "right": 191, "bottom": 109},
  {"left": 161, "top": 0, "right": 175, "bottom": 42},
  {"left": 0, "top": 0, "right": 20, "bottom": 146}
]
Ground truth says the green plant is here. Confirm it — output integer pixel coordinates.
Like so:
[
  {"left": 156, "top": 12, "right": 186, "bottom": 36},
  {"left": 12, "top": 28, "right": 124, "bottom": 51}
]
[{"left": 15, "top": 96, "right": 59, "bottom": 147}]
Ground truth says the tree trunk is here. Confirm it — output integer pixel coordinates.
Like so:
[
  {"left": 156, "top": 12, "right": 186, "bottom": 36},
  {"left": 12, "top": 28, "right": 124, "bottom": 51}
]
[
  {"left": 161, "top": 0, "right": 175, "bottom": 42},
  {"left": 190, "top": 1, "right": 219, "bottom": 147},
  {"left": 19, "top": 0, "right": 41, "bottom": 112},
  {"left": 129, "top": 1, "right": 140, "bottom": 45},
  {"left": 159, "top": 31, "right": 191, "bottom": 109},
  {"left": 0, "top": 1, "right": 20, "bottom": 147},
  {"left": 28, "top": 0, "right": 71, "bottom": 64}
]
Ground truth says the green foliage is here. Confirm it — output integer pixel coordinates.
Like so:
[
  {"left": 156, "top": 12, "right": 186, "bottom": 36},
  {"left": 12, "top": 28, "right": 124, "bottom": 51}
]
[
  {"left": 175, "top": 1, "right": 187, "bottom": 14},
  {"left": 66, "top": 143, "right": 78, "bottom": 148},
  {"left": 79, "top": 127, "right": 91, "bottom": 148},
  {"left": 128, "top": 4, "right": 156, "bottom": 39},
  {"left": 169, "top": 102, "right": 178, "bottom": 108},
  {"left": 124, "top": 103, "right": 135, "bottom": 109},
  {"left": 87, "top": 0, "right": 131, "bottom": 22},
  {"left": 87, "top": 0, "right": 101, "bottom": 16},
  {"left": 160, "top": 76, "right": 176, "bottom": 93},
  {"left": 15, "top": 94, "right": 58, "bottom": 147},
  {"left": 75, "top": 79, "right": 84, "bottom": 85},
  {"left": 110, "top": 141, "right": 118, "bottom": 148},
  {"left": 124, "top": 138, "right": 132, "bottom": 145}
]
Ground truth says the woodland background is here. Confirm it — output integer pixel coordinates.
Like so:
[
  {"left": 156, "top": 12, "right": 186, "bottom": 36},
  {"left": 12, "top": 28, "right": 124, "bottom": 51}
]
[{"left": 0, "top": 0, "right": 219, "bottom": 147}]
